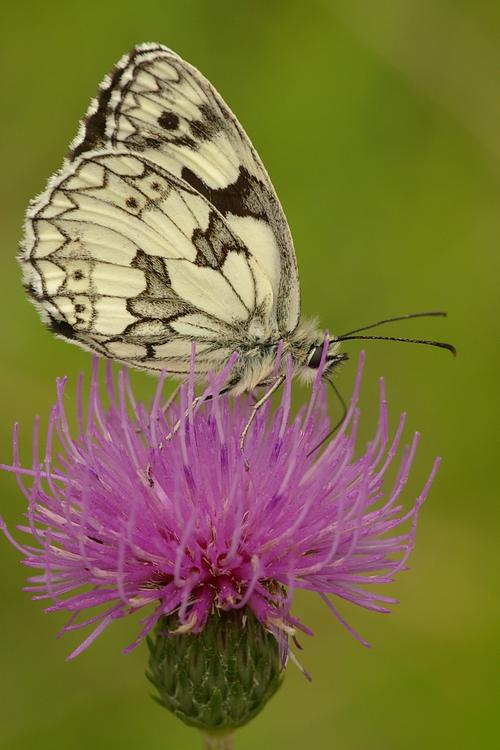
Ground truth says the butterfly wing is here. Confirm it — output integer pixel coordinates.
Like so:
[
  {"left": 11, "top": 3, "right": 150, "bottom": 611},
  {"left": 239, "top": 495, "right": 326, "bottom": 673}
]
[
  {"left": 68, "top": 43, "right": 300, "bottom": 334},
  {"left": 21, "top": 149, "right": 275, "bottom": 377}
]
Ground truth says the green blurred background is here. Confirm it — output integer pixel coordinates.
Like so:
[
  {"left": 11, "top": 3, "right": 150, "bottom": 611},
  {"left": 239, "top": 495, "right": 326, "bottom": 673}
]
[{"left": 1, "top": 1, "right": 498, "bottom": 748}]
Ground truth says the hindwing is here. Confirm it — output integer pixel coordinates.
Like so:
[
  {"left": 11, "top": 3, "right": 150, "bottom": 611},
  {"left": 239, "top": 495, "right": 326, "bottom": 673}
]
[{"left": 21, "top": 150, "right": 275, "bottom": 375}]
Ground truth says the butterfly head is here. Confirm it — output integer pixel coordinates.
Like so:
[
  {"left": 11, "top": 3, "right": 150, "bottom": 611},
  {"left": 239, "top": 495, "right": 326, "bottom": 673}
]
[
  {"left": 295, "top": 340, "right": 347, "bottom": 385},
  {"left": 286, "top": 321, "right": 347, "bottom": 385},
  {"left": 305, "top": 340, "right": 348, "bottom": 378}
]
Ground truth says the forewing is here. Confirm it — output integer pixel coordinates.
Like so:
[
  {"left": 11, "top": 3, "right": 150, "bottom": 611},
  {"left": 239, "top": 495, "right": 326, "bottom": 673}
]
[
  {"left": 68, "top": 43, "right": 300, "bottom": 333},
  {"left": 21, "top": 150, "right": 274, "bottom": 376}
]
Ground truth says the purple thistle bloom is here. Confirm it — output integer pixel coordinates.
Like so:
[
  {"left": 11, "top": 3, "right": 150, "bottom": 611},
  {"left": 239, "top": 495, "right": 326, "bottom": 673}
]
[{"left": 0, "top": 349, "right": 439, "bottom": 663}]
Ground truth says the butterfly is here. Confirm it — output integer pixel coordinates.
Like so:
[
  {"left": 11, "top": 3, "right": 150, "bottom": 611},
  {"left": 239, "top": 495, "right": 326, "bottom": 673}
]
[{"left": 20, "top": 43, "right": 454, "bottom": 441}]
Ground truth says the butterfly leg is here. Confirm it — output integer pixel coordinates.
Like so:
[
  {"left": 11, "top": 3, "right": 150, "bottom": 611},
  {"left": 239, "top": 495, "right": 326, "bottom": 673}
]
[
  {"left": 162, "top": 383, "right": 181, "bottom": 416},
  {"left": 159, "top": 394, "right": 206, "bottom": 448},
  {"left": 240, "top": 375, "right": 286, "bottom": 465},
  {"left": 135, "top": 383, "right": 181, "bottom": 436},
  {"left": 160, "top": 387, "right": 231, "bottom": 447}
]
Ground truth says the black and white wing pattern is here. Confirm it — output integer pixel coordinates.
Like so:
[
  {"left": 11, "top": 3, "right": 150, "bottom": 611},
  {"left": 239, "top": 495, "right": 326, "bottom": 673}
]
[
  {"left": 21, "top": 43, "right": 300, "bottom": 376},
  {"left": 22, "top": 150, "right": 276, "bottom": 376}
]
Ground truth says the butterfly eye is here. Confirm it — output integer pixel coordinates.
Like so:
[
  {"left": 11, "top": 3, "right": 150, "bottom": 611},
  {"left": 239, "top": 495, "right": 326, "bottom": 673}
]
[{"left": 307, "top": 346, "right": 324, "bottom": 369}]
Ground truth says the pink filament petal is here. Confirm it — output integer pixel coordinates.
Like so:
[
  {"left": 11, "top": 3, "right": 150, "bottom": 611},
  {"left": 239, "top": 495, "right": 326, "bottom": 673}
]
[{"left": 1, "top": 352, "right": 436, "bottom": 663}]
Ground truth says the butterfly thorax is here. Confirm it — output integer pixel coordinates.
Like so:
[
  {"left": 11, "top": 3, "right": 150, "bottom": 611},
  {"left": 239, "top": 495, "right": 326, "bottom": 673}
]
[{"left": 227, "top": 318, "right": 344, "bottom": 394}]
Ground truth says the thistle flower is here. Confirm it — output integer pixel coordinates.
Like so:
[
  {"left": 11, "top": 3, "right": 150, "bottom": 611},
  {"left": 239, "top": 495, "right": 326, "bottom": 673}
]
[{"left": 1, "top": 349, "right": 438, "bottom": 729}]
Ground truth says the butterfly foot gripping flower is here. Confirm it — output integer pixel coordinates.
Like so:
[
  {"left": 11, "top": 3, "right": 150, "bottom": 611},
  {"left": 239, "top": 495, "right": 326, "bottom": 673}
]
[{"left": 0, "top": 351, "right": 439, "bottom": 738}]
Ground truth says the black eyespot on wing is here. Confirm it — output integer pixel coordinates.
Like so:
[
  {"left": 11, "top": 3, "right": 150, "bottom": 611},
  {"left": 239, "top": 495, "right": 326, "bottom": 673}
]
[
  {"left": 48, "top": 317, "right": 75, "bottom": 340},
  {"left": 158, "top": 111, "right": 179, "bottom": 130}
]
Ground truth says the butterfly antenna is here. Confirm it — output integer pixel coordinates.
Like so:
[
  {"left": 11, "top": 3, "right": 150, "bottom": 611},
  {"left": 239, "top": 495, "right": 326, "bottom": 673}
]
[
  {"left": 333, "top": 311, "right": 456, "bottom": 356},
  {"left": 334, "top": 334, "right": 456, "bottom": 356},
  {"left": 339, "top": 310, "right": 447, "bottom": 338},
  {"left": 307, "top": 378, "right": 347, "bottom": 457}
]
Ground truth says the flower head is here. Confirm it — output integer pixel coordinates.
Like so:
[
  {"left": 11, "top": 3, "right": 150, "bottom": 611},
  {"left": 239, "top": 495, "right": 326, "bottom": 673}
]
[{"left": 1, "top": 350, "right": 438, "bottom": 663}]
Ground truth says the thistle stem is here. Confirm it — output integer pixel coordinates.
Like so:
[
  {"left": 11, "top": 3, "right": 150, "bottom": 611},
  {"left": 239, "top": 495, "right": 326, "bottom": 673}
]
[{"left": 201, "top": 730, "right": 235, "bottom": 750}]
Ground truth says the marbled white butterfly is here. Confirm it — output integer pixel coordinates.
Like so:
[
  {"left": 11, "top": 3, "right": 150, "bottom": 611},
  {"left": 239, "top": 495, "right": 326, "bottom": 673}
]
[{"left": 20, "top": 43, "right": 454, "bottom": 427}]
